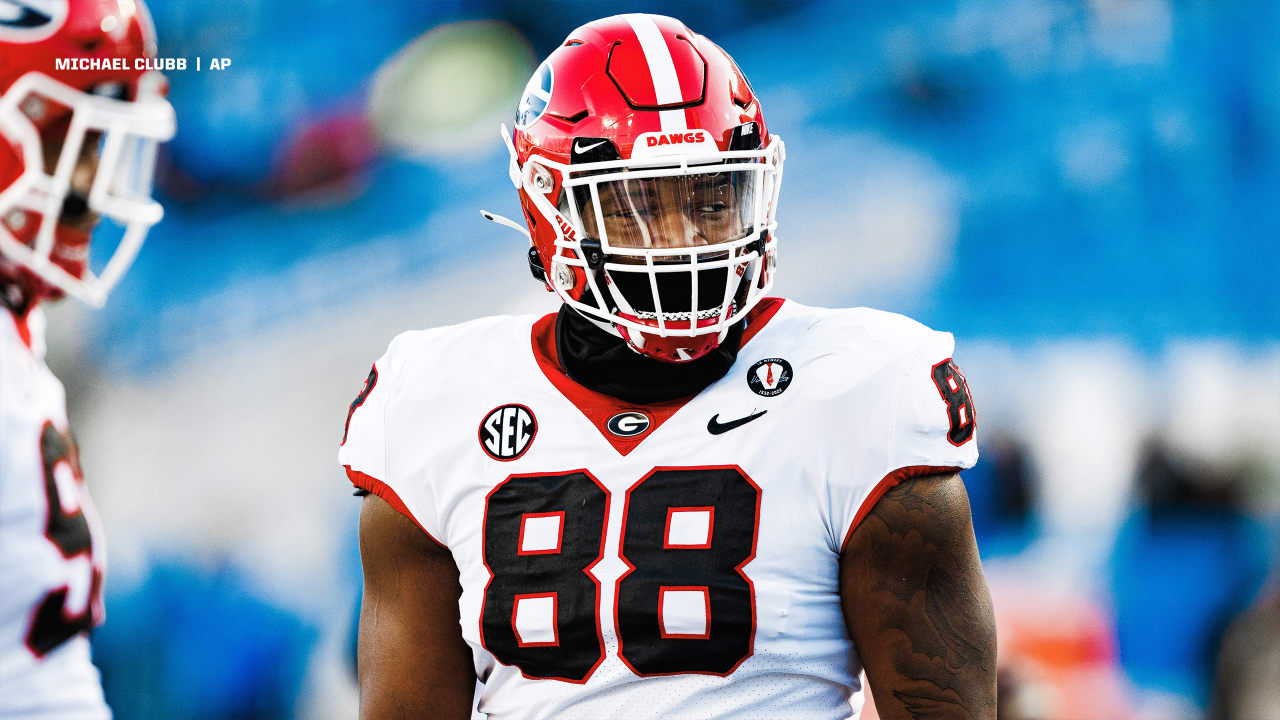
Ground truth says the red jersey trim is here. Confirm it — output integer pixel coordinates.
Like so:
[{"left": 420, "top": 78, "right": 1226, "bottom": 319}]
[
  {"left": 344, "top": 465, "right": 447, "bottom": 550},
  {"left": 529, "top": 298, "right": 786, "bottom": 456},
  {"left": 3, "top": 304, "right": 33, "bottom": 349},
  {"left": 839, "top": 465, "right": 962, "bottom": 554},
  {"left": 739, "top": 297, "right": 784, "bottom": 347}
]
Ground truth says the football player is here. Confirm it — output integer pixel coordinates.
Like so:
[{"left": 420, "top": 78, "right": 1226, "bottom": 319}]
[
  {"left": 0, "top": 1, "right": 175, "bottom": 717},
  {"left": 343, "top": 14, "right": 995, "bottom": 720}
]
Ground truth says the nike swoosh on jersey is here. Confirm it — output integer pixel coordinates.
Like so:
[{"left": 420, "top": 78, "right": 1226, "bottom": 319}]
[
  {"left": 574, "top": 139, "right": 607, "bottom": 154},
  {"left": 707, "top": 410, "right": 767, "bottom": 435}
]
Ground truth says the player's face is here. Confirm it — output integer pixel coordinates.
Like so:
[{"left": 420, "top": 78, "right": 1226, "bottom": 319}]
[
  {"left": 40, "top": 125, "right": 103, "bottom": 235},
  {"left": 14, "top": 122, "right": 105, "bottom": 282},
  {"left": 580, "top": 170, "right": 751, "bottom": 257}
]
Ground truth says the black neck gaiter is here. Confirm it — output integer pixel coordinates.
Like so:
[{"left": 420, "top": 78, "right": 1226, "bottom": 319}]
[{"left": 555, "top": 306, "right": 745, "bottom": 404}]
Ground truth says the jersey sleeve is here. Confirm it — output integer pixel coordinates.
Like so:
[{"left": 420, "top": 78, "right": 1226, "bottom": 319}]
[
  {"left": 339, "top": 362, "right": 385, "bottom": 481},
  {"left": 338, "top": 336, "right": 446, "bottom": 547},
  {"left": 891, "top": 329, "right": 979, "bottom": 473},
  {"left": 834, "top": 323, "right": 979, "bottom": 552}
]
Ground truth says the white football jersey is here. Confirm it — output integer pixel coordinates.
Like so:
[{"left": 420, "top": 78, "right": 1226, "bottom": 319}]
[
  {"left": 340, "top": 299, "right": 978, "bottom": 720},
  {"left": 0, "top": 305, "right": 110, "bottom": 720}
]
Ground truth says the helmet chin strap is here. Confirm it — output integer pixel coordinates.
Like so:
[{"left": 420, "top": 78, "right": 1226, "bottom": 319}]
[
  {"left": 483, "top": 199, "right": 748, "bottom": 364},
  {"left": 576, "top": 261, "right": 748, "bottom": 363},
  {"left": 588, "top": 312, "right": 626, "bottom": 340},
  {"left": 568, "top": 285, "right": 630, "bottom": 340},
  {"left": 571, "top": 282, "right": 708, "bottom": 364}
]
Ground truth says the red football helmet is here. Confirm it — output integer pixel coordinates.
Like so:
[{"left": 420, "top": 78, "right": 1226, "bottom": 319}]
[
  {"left": 492, "top": 13, "right": 784, "bottom": 363},
  {"left": 0, "top": 0, "right": 176, "bottom": 307}
]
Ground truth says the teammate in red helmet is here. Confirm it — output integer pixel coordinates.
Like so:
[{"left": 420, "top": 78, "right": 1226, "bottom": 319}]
[
  {"left": 345, "top": 14, "right": 994, "bottom": 719},
  {"left": 0, "top": 1, "right": 175, "bottom": 716}
]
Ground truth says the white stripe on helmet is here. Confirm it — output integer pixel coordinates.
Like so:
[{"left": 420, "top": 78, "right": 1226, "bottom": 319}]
[{"left": 622, "top": 14, "right": 687, "bottom": 132}]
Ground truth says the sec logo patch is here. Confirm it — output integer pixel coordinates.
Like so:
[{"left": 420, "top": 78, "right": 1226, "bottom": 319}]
[
  {"left": 747, "top": 358, "right": 792, "bottom": 397},
  {"left": 479, "top": 404, "right": 537, "bottom": 461}
]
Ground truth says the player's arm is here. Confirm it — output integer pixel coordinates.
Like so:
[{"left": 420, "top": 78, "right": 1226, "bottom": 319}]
[
  {"left": 358, "top": 493, "right": 474, "bottom": 720},
  {"left": 839, "top": 471, "right": 997, "bottom": 720}
]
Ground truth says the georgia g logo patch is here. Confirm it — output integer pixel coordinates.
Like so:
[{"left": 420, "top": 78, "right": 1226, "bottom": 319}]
[
  {"left": 514, "top": 60, "right": 553, "bottom": 129},
  {"left": 0, "top": 0, "right": 68, "bottom": 42},
  {"left": 605, "top": 410, "right": 651, "bottom": 438},
  {"left": 479, "top": 404, "right": 537, "bottom": 461}
]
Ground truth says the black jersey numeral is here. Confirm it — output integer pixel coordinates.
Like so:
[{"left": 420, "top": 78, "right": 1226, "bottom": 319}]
[
  {"left": 616, "top": 466, "right": 760, "bottom": 676},
  {"left": 480, "top": 470, "right": 609, "bottom": 682},
  {"left": 26, "top": 422, "right": 101, "bottom": 658},
  {"left": 931, "top": 358, "right": 976, "bottom": 446},
  {"left": 478, "top": 466, "right": 760, "bottom": 683}
]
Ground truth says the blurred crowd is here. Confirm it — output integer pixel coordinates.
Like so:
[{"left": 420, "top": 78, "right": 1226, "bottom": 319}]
[{"left": 40, "top": 0, "right": 1279, "bottom": 718}]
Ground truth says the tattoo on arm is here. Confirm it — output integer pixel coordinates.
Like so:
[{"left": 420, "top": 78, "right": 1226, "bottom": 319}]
[{"left": 840, "top": 472, "right": 998, "bottom": 720}]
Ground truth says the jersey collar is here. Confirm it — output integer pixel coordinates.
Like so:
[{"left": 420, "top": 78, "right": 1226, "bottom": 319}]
[{"left": 530, "top": 298, "right": 785, "bottom": 456}]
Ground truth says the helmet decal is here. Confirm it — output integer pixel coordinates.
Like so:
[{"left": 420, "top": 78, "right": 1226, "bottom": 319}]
[
  {"left": 0, "top": 0, "right": 67, "bottom": 42},
  {"left": 514, "top": 61, "right": 553, "bottom": 130}
]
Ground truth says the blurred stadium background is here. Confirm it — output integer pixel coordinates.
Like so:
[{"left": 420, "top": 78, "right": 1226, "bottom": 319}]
[{"left": 38, "top": 0, "right": 1279, "bottom": 718}]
